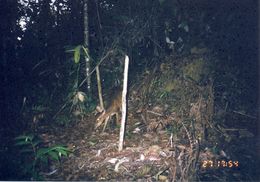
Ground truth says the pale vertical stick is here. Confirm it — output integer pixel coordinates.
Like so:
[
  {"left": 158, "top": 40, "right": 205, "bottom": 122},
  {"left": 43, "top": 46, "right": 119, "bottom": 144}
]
[
  {"left": 96, "top": 66, "right": 104, "bottom": 111},
  {"left": 118, "top": 55, "right": 129, "bottom": 152}
]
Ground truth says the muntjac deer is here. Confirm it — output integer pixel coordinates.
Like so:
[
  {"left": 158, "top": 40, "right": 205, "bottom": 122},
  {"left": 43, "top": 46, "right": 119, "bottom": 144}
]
[{"left": 95, "top": 89, "right": 122, "bottom": 132}]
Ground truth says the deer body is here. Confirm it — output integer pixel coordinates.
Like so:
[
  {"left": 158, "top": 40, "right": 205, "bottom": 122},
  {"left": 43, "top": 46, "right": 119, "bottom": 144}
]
[{"left": 95, "top": 90, "right": 122, "bottom": 132}]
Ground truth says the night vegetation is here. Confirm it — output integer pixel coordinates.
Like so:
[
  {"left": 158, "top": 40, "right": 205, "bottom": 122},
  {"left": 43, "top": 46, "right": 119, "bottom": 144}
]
[{"left": 0, "top": 0, "right": 258, "bottom": 180}]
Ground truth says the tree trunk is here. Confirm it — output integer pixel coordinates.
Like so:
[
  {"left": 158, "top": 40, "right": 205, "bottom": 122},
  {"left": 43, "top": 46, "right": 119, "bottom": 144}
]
[{"left": 83, "top": 0, "right": 91, "bottom": 93}]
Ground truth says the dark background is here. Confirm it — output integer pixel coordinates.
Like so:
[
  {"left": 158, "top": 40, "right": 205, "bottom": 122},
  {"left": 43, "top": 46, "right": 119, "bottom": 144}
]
[{"left": 0, "top": 0, "right": 258, "bottom": 180}]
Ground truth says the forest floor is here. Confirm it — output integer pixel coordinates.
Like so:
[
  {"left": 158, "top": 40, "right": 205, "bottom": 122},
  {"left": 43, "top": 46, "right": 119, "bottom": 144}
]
[
  {"left": 37, "top": 107, "right": 258, "bottom": 181},
  {"left": 39, "top": 118, "right": 180, "bottom": 181},
  {"left": 7, "top": 52, "right": 259, "bottom": 181},
  {"left": 36, "top": 52, "right": 259, "bottom": 181}
]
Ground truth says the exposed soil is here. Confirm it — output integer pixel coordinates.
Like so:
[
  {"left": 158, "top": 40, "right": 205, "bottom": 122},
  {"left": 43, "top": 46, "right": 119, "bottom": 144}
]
[{"left": 38, "top": 115, "right": 194, "bottom": 181}]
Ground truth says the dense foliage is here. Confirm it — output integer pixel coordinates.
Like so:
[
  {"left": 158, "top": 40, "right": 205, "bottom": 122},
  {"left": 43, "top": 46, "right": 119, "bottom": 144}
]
[{"left": 0, "top": 0, "right": 258, "bottom": 180}]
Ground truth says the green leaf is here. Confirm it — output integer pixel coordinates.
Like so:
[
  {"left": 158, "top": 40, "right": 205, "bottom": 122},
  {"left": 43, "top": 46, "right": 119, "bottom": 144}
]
[
  {"left": 74, "top": 45, "right": 81, "bottom": 64},
  {"left": 65, "top": 48, "right": 75, "bottom": 53},
  {"left": 52, "top": 146, "right": 67, "bottom": 151},
  {"left": 57, "top": 148, "right": 70, "bottom": 157},
  {"left": 15, "top": 135, "right": 34, "bottom": 141},
  {"left": 32, "top": 140, "right": 42, "bottom": 147},
  {"left": 88, "top": 141, "right": 96, "bottom": 146},
  {"left": 48, "top": 151, "right": 59, "bottom": 161},
  {"left": 52, "top": 146, "right": 71, "bottom": 157},
  {"left": 15, "top": 140, "right": 31, "bottom": 146},
  {"left": 36, "top": 148, "right": 50, "bottom": 158}
]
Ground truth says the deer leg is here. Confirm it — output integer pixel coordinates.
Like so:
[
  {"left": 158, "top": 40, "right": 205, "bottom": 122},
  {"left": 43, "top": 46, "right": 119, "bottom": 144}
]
[
  {"left": 102, "top": 116, "right": 110, "bottom": 132},
  {"left": 115, "top": 113, "right": 120, "bottom": 126},
  {"left": 95, "top": 112, "right": 106, "bottom": 129}
]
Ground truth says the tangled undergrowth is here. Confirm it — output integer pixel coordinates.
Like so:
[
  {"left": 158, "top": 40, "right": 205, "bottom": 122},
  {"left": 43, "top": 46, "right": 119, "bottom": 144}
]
[{"left": 10, "top": 50, "right": 259, "bottom": 181}]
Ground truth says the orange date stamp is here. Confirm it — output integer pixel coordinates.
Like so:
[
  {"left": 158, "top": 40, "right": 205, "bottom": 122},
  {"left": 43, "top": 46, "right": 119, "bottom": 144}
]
[{"left": 201, "top": 160, "right": 239, "bottom": 169}]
